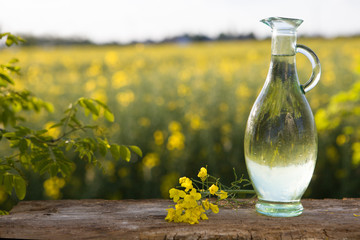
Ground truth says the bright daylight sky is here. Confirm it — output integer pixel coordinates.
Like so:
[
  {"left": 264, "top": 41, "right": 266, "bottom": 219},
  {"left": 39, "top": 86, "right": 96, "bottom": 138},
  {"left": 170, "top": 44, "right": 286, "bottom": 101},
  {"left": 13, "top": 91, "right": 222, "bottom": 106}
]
[{"left": 0, "top": 0, "right": 359, "bottom": 43}]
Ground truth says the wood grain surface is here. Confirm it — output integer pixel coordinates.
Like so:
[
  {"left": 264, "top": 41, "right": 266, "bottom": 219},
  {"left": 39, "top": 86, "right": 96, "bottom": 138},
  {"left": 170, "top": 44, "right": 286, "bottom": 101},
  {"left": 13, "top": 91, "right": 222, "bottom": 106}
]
[{"left": 0, "top": 198, "right": 359, "bottom": 239}]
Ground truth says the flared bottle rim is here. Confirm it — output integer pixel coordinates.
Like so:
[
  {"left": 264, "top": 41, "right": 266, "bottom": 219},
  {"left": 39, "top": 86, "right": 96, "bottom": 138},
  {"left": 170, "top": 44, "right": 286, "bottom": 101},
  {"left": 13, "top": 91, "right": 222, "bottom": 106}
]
[{"left": 261, "top": 17, "right": 304, "bottom": 32}]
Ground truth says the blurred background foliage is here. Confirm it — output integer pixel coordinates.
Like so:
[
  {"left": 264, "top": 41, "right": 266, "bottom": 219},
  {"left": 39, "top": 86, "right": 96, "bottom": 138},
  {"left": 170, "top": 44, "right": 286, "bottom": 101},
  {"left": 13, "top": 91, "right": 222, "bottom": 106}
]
[{"left": 0, "top": 37, "right": 359, "bottom": 204}]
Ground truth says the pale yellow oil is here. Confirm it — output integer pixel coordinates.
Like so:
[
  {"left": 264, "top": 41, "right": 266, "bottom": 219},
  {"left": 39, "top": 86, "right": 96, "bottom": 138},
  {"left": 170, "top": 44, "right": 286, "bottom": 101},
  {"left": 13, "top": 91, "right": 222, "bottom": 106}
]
[{"left": 246, "top": 153, "right": 316, "bottom": 202}]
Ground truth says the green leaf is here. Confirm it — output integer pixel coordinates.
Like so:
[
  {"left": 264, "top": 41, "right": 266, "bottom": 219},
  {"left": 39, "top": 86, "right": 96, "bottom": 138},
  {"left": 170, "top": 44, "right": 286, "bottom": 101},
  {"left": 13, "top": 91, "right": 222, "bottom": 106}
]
[
  {"left": 19, "top": 154, "right": 31, "bottom": 165},
  {"left": 129, "top": 145, "right": 142, "bottom": 157},
  {"left": 78, "top": 98, "right": 86, "bottom": 107},
  {"left": 93, "top": 99, "right": 110, "bottom": 110},
  {"left": 0, "top": 210, "right": 9, "bottom": 215},
  {"left": 110, "top": 144, "right": 120, "bottom": 160},
  {"left": 50, "top": 165, "right": 59, "bottom": 177},
  {"left": 35, "top": 129, "right": 48, "bottom": 135},
  {"left": 83, "top": 125, "right": 97, "bottom": 129},
  {"left": 49, "top": 122, "right": 63, "bottom": 129},
  {"left": 3, "top": 65, "right": 20, "bottom": 73},
  {"left": 92, "top": 113, "right": 99, "bottom": 121},
  {"left": 3, "top": 174, "right": 13, "bottom": 195},
  {"left": 14, "top": 176, "right": 26, "bottom": 200},
  {"left": 9, "top": 139, "right": 20, "bottom": 148},
  {"left": 98, "top": 144, "right": 107, "bottom": 156},
  {"left": 0, "top": 73, "right": 14, "bottom": 84},
  {"left": 57, "top": 159, "right": 73, "bottom": 177},
  {"left": 104, "top": 110, "right": 115, "bottom": 122},
  {"left": 83, "top": 99, "right": 99, "bottom": 116},
  {"left": 44, "top": 102, "right": 54, "bottom": 112},
  {"left": 2, "top": 132, "right": 14, "bottom": 138},
  {"left": 120, "top": 145, "right": 131, "bottom": 162},
  {"left": 0, "top": 33, "right": 7, "bottom": 39},
  {"left": 38, "top": 162, "right": 52, "bottom": 175},
  {"left": 19, "top": 139, "right": 28, "bottom": 153},
  {"left": 17, "top": 36, "right": 26, "bottom": 43},
  {"left": 70, "top": 115, "right": 82, "bottom": 126},
  {"left": 9, "top": 58, "right": 19, "bottom": 64},
  {"left": 5, "top": 36, "right": 16, "bottom": 47},
  {"left": 4, "top": 34, "right": 24, "bottom": 47},
  {"left": 0, "top": 80, "right": 8, "bottom": 87},
  {"left": 28, "top": 137, "right": 45, "bottom": 148},
  {"left": 84, "top": 107, "right": 90, "bottom": 117},
  {"left": 97, "top": 138, "right": 109, "bottom": 157},
  {"left": 3, "top": 132, "right": 16, "bottom": 138},
  {"left": 14, "top": 126, "right": 31, "bottom": 136},
  {"left": 65, "top": 140, "right": 74, "bottom": 152}
]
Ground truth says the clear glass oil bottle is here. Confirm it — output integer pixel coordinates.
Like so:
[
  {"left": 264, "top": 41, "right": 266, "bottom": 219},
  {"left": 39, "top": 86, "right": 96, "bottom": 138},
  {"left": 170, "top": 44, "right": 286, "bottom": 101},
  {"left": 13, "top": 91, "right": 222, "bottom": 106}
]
[{"left": 244, "top": 17, "right": 321, "bottom": 217}]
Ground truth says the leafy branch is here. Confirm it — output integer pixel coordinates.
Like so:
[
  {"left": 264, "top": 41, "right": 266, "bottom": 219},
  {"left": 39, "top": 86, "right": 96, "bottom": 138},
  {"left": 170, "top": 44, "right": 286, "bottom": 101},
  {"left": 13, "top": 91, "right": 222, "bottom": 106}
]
[{"left": 0, "top": 33, "right": 141, "bottom": 213}]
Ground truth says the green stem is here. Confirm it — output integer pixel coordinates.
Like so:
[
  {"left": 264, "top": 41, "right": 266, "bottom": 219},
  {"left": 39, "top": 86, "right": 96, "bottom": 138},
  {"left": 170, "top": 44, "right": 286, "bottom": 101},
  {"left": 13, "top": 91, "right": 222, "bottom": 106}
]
[
  {"left": 52, "top": 126, "right": 88, "bottom": 142},
  {"left": 62, "top": 103, "right": 75, "bottom": 136},
  {"left": 225, "top": 190, "right": 255, "bottom": 194},
  {"left": 202, "top": 189, "right": 255, "bottom": 195},
  {"left": 29, "top": 125, "right": 90, "bottom": 147}
]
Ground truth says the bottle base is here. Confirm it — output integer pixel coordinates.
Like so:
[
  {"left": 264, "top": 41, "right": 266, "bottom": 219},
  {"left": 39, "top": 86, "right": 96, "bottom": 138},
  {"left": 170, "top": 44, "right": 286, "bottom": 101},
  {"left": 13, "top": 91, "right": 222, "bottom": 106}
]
[{"left": 255, "top": 199, "right": 303, "bottom": 217}]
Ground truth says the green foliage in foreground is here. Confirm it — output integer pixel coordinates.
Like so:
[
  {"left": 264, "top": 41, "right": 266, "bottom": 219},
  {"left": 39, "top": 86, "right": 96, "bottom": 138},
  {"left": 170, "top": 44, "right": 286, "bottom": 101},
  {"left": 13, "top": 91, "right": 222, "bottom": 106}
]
[{"left": 0, "top": 33, "right": 141, "bottom": 214}]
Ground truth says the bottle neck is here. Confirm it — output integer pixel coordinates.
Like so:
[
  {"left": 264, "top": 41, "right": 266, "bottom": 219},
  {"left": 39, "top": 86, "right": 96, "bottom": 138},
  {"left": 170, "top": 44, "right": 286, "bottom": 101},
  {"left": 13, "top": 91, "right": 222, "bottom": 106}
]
[
  {"left": 271, "top": 30, "right": 297, "bottom": 56},
  {"left": 267, "top": 55, "right": 298, "bottom": 87}
]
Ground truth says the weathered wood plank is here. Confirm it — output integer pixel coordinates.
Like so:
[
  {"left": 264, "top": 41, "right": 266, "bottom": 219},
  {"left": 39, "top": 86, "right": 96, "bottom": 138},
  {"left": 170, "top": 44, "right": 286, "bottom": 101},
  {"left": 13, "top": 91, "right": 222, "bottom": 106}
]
[{"left": 0, "top": 198, "right": 359, "bottom": 239}]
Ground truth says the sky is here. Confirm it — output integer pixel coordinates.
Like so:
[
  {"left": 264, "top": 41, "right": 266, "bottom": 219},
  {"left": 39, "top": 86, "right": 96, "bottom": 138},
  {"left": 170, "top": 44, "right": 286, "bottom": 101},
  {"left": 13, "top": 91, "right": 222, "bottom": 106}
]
[{"left": 0, "top": 0, "right": 359, "bottom": 44}]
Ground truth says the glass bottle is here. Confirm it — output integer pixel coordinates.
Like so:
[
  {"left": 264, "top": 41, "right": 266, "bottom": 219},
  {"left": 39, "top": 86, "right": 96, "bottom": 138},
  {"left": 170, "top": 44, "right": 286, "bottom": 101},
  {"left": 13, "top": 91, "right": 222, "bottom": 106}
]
[{"left": 244, "top": 17, "right": 321, "bottom": 217}]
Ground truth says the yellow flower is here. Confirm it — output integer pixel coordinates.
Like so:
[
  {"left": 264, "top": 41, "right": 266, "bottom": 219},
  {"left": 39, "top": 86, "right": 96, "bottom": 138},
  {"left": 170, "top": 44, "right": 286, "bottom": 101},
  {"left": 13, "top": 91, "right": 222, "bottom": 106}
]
[
  {"left": 168, "top": 121, "right": 182, "bottom": 133},
  {"left": 138, "top": 117, "right": 151, "bottom": 127},
  {"left": 153, "top": 130, "right": 164, "bottom": 145},
  {"left": 209, "top": 184, "right": 219, "bottom": 195},
  {"left": 183, "top": 189, "right": 201, "bottom": 208},
  {"left": 197, "top": 167, "right": 207, "bottom": 182},
  {"left": 179, "top": 177, "right": 187, "bottom": 184},
  {"left": 179, "top": 177, "right": 193, "bottom": 192},
  {"left": 86, "top": 62, "right": 102, "bottom": 77},
  {"left": 116, "top": 90, "right": 135, "bottom": 107},
  {"left": 169, "top": 188, "right": 186, "bottom": 202},
  {"left": 166, "top": 176, "right": 224, "bottom": 224},
  {"left": 216, "top": 190, "right": 228, "bottom": 200},
  {"left": 202, "top": 199, "right": 210, "bottom": 210},
  {"left": 43, "top": 177, "right": 66, "bottom": 199},
  {"left": 112, "top": 71, "right": 128, "bottom": 89},
  {"left": 142, "top": 153, "right": 160, "bottom": 169},
  {"left": 183, "top": 195, "right": 198, "bottom": 208},
  {"left": 105, "top": 51, "right": 118, "bottom": 66},
  {"left": 167, "top": 131, "right": 185, "bottom": 151},
  {"left": 175, "top": 202, "right": 184, "bottom": 210},
  {"left": 182, "top": 205, "right": 205, "bottom": 224},
  {"left": 209, "top": 203, "right": 219, "bottom": 214},
  {"left": 189, "top": 188, "right": 201, "bottom": 200},
  {"left": 174, "top": 208, "right": 183, "bottom": 223},
  {"left": 184, "top": 209, "right": 198, "bottom": 224},
  {"left": 194, "top": 205, "right": 205, "bottom": 215},
  {"left": 165, "top": 208, "right": 176, "bottom": 222}
]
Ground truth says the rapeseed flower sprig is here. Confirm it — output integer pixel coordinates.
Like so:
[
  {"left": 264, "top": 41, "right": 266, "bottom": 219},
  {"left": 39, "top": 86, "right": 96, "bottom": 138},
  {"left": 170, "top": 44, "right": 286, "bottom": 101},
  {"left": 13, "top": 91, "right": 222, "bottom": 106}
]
[
  {"left": 191, "top": 167, "right": 254, "bottom": 203},
  {"left": 165, "top": 174, "right": 221, "bottom": 224},
  {"left": 197, "top": 167, "right": 207, "bottom": 181},
  {"left": 165, "top": 167, "right": 255, "bottom": 224}
]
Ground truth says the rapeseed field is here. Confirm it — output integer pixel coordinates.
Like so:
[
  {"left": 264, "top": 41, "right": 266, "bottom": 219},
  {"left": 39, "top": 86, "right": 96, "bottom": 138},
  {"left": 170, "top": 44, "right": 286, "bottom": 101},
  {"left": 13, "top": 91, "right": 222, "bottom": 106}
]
[{"left": 1, "top": 37, "right": 359, "bottom": 200}]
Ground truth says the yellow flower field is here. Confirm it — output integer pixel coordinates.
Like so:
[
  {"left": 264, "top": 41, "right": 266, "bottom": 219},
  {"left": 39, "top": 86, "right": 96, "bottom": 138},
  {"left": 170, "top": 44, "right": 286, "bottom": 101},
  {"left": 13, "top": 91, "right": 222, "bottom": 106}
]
[{"left": 0, "top": 37, "right": 359, "bottom": 200}]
